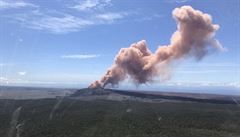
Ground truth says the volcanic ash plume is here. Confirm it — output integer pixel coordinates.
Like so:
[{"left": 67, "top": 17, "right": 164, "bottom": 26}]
[{"left": 89, "top": 6, "right": 224, "bottom": 89}]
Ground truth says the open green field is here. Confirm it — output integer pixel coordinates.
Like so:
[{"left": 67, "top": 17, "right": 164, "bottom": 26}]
[{"left": 0, "top": 98, "right": 240, "bottom": 137}]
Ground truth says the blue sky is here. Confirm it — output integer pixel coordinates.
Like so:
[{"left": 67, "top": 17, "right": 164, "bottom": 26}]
[{"left": 0, "top": 0, "right": 239, "bottom": 90}]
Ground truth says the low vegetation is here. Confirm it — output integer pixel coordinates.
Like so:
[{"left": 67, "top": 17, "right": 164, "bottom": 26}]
[{"left": 0, "top": 98, "right": 240, "bottom": 137}]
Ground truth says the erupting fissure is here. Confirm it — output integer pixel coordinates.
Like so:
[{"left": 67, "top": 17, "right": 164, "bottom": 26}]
[{"left": 89, "top": 6, "right": 224, "bottom": 89}]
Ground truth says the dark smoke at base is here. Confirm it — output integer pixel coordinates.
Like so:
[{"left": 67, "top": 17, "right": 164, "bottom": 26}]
[{"left": 89, "top": 6, "right": 224, "bottom": 89}]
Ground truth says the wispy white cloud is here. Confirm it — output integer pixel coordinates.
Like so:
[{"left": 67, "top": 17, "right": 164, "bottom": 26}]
[
  {"left": 134, "top": 14, "right": 164, "bottom": 22},
  {"left": 175, "top": 0, "right": 190, "bottom": 3},
  {"left": 1, "top": 0, "right": 131, "bottom": 34},
  {"left": 0, "top": 76, "right": 7, "bottom": 81},
  {"left": 10, "top": 10, "right": 128, "bottom": 34},
  {"left": 0, "top": 63, "right": 14, "bottom": 67},
  {"left": 0, "top": 63, "right": 7, "bottom": 67},
  {"left": 18, "top": 71, "right": 26, "bottom": 76},
  {"left": 0, "top": 77, "right": 9, "bottom": 85},
  {"left": 15, "top": 13, "right": 94, "bottom": 34},
  {"left": 61, "top": 54, "right": 100, "bottom": 59},
  {"left": 0, "top": 0, "right": 37, "bottom": 9},
  {"left": 71, "top": 0, "right": 111, "bottom": 11},
  {"left": 96, "top": 12, "right": 126, "bottom": 22},
  {"left": 163, "top": 0, "right": 190, "bottom": 3}
]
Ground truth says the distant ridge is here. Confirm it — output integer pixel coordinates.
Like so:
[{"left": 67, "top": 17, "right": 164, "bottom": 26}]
[
  {"left": 70, "top": 88, "right": 111, "bottom": 96},
  {"left": 71, "top": 88, "right": 239, "bottom": 105}
]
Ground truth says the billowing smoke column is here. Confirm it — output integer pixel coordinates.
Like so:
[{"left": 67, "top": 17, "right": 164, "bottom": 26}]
[{"left": 89, "top": 6, "right": 223, "bottom": 89}]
